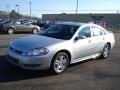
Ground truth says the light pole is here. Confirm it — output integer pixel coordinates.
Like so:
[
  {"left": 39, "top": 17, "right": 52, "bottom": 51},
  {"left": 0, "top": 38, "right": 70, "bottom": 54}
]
[
  {"left": 76, "top": 0, "right": 78, "bottom": 14},
  {"left": 29, "top": 1, "right": 32, "bottom": 19},
  {"left": 6, "top": 4, "right": 9, "bottom": 19},
  {"left": 16, "top": 5, "right": 19, "bottom": 14},
  {"left": 76, "top": 0, "right": 79, "bottom": 22}
]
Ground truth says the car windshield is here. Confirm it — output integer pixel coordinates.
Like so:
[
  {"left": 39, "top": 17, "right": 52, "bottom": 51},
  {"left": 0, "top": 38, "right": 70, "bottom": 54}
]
[{"left": 38, "top": 24, "right": 79, "bottom": 40}]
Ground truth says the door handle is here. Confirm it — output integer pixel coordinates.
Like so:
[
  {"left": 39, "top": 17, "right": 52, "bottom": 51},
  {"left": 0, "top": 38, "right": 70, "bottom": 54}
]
[
  {"left": 102, "top": 37, "right": 105, "bottom": 40},
  {"left": 88, "top": 40, "right": 91, "bottom": 43}
]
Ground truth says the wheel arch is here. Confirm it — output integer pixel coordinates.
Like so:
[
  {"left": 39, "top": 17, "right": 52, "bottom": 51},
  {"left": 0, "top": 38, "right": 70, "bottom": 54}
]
[
  {"left": 106, "top": 42, "right": 111, "bottom": 49},
  {"left": 33, "top": 27, "right": 39, "bottom": 31},
  {"left": 50, "top": 49, "right": 72, "bottom": 66},
  {"left": 8, "top": 26, "right": 16, "bottom": 31}
]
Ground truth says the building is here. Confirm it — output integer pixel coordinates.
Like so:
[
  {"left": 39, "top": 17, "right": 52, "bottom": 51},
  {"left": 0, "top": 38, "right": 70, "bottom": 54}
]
[
  {"left": 0, "top": 11, "right": 8, "bottom": 19},
  {"left": 42, "top": 14, "right": 120, "bottom": 26}
]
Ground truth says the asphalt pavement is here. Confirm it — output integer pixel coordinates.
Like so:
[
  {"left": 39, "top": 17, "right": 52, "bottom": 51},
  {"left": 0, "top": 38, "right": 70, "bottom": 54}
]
[{"left": 0, "top": 33, "right": 120, "bottom": 90}]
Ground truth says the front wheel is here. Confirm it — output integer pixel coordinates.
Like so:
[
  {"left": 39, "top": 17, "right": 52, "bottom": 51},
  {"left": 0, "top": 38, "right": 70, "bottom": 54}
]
[
  {"left": 100, "top": 43, "right": 111, "bottom": 59},
  {"left": 51, "top": 52, "right": 69, "bottom": 74}
]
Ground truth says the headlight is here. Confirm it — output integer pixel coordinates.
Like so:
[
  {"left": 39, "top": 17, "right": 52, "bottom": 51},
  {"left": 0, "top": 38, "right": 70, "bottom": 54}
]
[{"left": 25, "top": 48, "right": 49, "bottom": 56}]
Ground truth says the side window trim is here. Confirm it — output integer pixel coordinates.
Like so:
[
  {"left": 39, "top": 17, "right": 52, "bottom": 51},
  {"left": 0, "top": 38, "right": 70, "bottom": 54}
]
[{"left": 101, "top": 29, "right": 107, "bottom": 35}]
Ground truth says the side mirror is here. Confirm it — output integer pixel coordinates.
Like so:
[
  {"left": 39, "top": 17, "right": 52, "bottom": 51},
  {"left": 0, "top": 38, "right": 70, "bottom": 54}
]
[
  {"left": 74, "top": 37, "right": 79, "bottom": 41},
  {"left": 79, "top": 35, "right": 86, "bottom": 39}
]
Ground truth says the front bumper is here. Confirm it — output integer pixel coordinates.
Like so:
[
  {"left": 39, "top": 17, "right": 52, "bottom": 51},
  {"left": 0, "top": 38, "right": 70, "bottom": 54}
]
[{"left": 7, "top": 48, "right": 52, "bottom": 70}]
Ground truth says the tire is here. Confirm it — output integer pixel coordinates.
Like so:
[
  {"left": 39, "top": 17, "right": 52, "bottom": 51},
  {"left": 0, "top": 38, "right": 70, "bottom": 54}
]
[
  {"left": 32, "top": 28, "right": 38, "bottom": 34},
  {"left": 50, "top": 52, "right": 69, "bottom": 74},
  {"left": 8, "top": 28, "right": 15, "bottom": 35},
  {"left": 100, "top": 43, "right": 111, "bottom": 59}
]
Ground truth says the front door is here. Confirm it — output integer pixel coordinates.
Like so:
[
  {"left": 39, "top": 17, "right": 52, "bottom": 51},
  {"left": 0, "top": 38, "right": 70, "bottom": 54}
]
[
  {"left": 14, "top": 21, "right": 27, "bottom": 31},
  {"left": 90, "top": 26, "right": 105, "bottom": 53},
  {"left": 72, "top": 26, "right": 95, "bottom": 61}
]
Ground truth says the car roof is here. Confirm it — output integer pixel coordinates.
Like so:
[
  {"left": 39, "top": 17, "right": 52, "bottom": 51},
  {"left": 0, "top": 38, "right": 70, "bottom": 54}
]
[
  {"left": 55, "top": 21, "right": 104, "bottom": 29},
  {"left": 57, "top": 21, "right": 86, "bottom": 26}
]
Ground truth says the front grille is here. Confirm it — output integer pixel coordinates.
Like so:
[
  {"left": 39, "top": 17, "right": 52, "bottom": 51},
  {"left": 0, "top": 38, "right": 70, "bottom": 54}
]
[
  {"left": 9, "top": 47, "right": 23, "bottom": 55},
  {"left": 8, "top": 55, "right": 19, "bottom": 65}
]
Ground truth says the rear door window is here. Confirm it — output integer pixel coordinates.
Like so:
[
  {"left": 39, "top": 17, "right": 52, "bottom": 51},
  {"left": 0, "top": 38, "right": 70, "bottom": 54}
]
[{"left": 92, "top": 26, "right": 103, "bottom": 36}]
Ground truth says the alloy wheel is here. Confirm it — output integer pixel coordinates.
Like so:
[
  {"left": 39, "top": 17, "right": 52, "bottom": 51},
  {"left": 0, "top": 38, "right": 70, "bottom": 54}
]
[
  {"left": 8, "top": 28, "right": 14, "bottom": 34},
  {"left": 33, "top": 28, "right": 38, "bottom": 34},
  {"left": 101, "top": 44, "right": 110, "bottom": 58},
  {"left": 52, "top": 52, "right": 69, "bottom": 74}
]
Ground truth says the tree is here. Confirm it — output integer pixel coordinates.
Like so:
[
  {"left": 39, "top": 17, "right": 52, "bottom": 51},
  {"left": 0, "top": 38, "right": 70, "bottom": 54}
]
[
  {"left": 0, "top": 10, "right": 40, "bottom": 20},
  {"left": 9, "top": 10, "right": 22, "bottom": 19}
]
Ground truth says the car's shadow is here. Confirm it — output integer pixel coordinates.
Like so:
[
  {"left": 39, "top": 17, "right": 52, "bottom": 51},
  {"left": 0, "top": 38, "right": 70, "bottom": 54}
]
[
  {"left": 0, "top": 32, "right": 32, "bottom": 35},
  {"left": 0, "top": 55, "right": 96, "bottom": 83},
  {"left": 0, "top": 55, "right": 53, "bottom": 83}
]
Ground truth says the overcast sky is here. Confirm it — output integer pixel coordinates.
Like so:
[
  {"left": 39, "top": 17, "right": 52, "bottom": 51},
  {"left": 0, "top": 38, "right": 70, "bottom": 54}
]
[{"left": 0, "top": 0, "right": 120, "bottom": 17}]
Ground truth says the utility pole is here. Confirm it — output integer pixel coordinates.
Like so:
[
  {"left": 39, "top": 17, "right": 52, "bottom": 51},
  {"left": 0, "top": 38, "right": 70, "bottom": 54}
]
[
  {"left": 29, "top": 1, "right": 32, "bottom": 19},
  {"left": 6, "top": 4, "right": 9, "bottom": 19}
]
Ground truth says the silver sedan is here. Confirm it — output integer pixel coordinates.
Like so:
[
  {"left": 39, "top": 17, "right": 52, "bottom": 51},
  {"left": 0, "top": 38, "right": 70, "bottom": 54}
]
[
  {"left": 1, "top": 20, "right": 40, "bottom": 34},
  {"left": 7, "top": 22, "right": 115, "bottom": 74}
]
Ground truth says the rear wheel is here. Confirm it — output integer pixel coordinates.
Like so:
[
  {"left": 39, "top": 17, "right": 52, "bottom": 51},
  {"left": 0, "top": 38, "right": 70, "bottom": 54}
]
[
  {"left": 8, "top": 28, "right": 15, "bottom": 34},
  {"left": 32, "top": 28, "right": 38, "bottom": 34},
  {"left": 51, "top": 52, "right": 69, "bottom": 74},
  {"left": 100, "top": 43, "right": 111, "bottom": 59}
]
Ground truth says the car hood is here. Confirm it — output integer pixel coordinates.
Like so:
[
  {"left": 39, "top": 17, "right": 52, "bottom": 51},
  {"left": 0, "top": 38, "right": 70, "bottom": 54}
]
[{"left": 10, "top": 35, "right": 65, "bottom": 52}]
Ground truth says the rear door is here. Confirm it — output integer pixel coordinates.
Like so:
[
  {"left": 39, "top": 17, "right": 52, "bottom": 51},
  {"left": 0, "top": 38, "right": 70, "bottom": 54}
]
[
  {"left": 25, "top": 23, "right": 33, "bottom": 31},
  {"left": 90, "top": 26, "right": 105, "bottom": 53}
]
